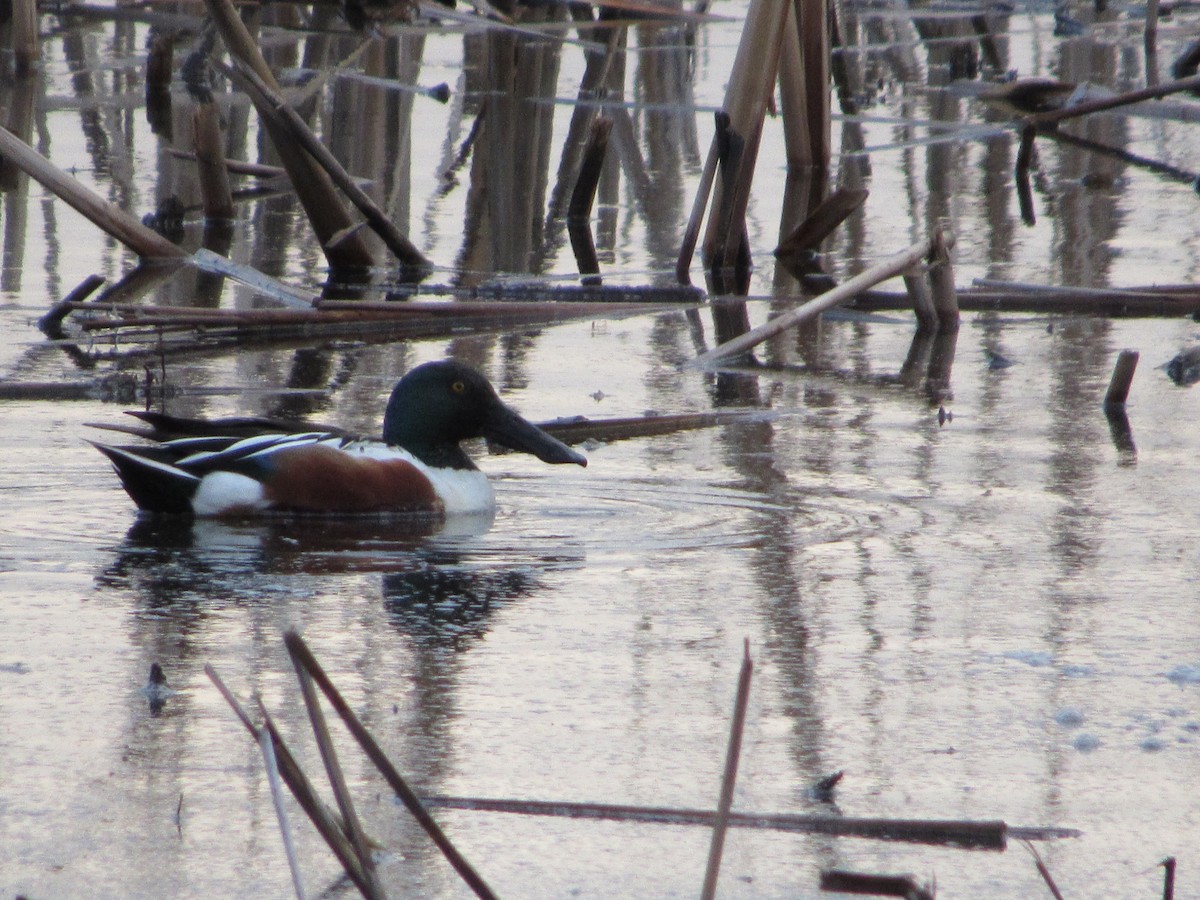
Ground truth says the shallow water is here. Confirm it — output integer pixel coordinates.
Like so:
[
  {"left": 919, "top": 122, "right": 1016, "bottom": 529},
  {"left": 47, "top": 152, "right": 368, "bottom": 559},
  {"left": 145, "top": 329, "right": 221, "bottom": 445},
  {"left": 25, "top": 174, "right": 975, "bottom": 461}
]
[{"left": 3, "top": 0, "right": 1200, "bottom": 897}]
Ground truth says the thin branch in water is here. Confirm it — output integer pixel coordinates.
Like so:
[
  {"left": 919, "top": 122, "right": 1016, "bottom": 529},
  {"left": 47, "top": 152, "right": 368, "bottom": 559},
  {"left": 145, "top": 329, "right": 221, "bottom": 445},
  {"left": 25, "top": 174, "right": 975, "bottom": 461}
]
[{"left": 700, "top": 639, "right": 753, "bottom": 900}]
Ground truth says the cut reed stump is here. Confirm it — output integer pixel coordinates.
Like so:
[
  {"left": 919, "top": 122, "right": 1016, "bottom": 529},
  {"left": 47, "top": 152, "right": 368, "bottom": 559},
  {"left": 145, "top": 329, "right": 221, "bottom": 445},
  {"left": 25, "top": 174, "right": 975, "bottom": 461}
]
[{"left": 1104, "top": 349, "right": 1139, "bottom": 409}]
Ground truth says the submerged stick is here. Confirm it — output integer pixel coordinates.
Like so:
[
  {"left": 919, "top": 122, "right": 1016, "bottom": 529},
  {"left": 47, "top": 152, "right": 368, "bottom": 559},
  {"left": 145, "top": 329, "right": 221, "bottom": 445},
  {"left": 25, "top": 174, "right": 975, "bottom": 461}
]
[
  {"left": 0, "top": 126, "right": 188, "bottom": 260},
  {"left": 701, "top": 640, "right": 753, "bottom": 900},
  {"left": 1104, "top": 349, "right": 1139, "bottom": 408},
  {"left": 419, "top": 796, "right": 1024, "bottom": 849},
  {"left": 283, "top": 632, "right": 498, "bottom": 900},
  {"left": 691, "top": 238, "right": 934, "bottom": 366}
]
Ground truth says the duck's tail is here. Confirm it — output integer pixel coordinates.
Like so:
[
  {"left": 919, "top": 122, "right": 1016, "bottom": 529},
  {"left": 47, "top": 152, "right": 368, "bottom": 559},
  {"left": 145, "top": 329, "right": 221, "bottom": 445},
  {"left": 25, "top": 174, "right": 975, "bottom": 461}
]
[{"left": 89, "top": 442, "right": 201, "bottom": 515}]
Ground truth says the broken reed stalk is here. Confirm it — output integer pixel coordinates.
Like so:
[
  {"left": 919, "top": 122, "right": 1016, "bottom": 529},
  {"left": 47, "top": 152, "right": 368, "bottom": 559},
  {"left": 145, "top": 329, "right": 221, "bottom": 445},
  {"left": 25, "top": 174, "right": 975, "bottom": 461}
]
[
  {"left": 1023, "top": 73, "right": 1200, "bottom": 130},
  {"left": 690, "top": 238, "right": 936, "bottom": 366},
  {"left": 777, "top": 3, "right": 812, "bottom": 169},
  {"left": 567, "top": 116, "right": 613, "bottom": 283},
  {"left": 1103, "top": 348, "right": 1139, "bottom": 408},
  {"left": 774, "top": 187, "right": 867, "bottom": 258},
  {"left": 193, "top": 102, "right": 235, "bottom": 220},
  {"left": 903, "top": 267, "right": 938, "bottom": 332},
  {"left": 1162, "top": 856, "right": 1176, "bottom": 900},
  {"left": 204, "top": 665, "right": 378, "bottom": 897},
  {"left": 1145, "top": 0, "right": 1161, "bottom": 87},
  {"left": 797, "top": 0, "right": 831, "bottom": 167},
  {"left": 1021, "top": 839, "right": 1065, "bottom": 900},
  {"left": 698, "top": 0, "right": 793, "bottom": 274},
  {"left": 418, "top": 797, "right": 1019, "bottom": 849},
  {"left": 166, "top": 148, "right": 287, "bottom": 179},
  {"left": 928, "top": 227, "right": 958, "bottom": 331},
  {"left": 225, "top": 61, "right": 430, "bottom": 274},
  {"left": 38, "top": 273, "right": 106, "bottom": 336},
  {"left": 676, "top": 114, "right": 724, "bottom": 284},
  {"left": 258, "top": 721, "right": 308, "bottom": 900},
  {"left": 282, "top": 632, "right": 498, "bottom": 900},
  {"left": 202, "top": 0, "right": 376, "bottom": 271},
  {"left": 288, "top": 652, "right": 386, "bottom": 898},
  {"left": 700, "top": 639, "right": 754, "bottom": 900},
  {"left": 0, "top": 126, "right": 188, "bottom": 260},
  {"left": 12, "top": 0, "right": 40, "bottom": 76}
]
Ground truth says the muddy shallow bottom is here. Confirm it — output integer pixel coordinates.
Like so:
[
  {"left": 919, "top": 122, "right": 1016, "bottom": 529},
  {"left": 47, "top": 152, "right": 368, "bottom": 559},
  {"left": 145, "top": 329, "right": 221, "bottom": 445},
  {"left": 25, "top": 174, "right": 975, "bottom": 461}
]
[{"left": 2, "top": 311, "right": 1199, "bottom": 897}]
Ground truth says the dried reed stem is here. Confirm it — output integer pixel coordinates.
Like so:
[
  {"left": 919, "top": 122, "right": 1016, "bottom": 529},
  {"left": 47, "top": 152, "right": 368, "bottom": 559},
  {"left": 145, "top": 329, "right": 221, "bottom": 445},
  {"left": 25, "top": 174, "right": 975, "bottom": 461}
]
[
  {"left": 203, "top": 665, "right": 377, "bottom": 897},
  {"left": 928, "top": 227, "right": 958, "bottom": 331},
  {"left": 701, "top": 639, "right": 754, "bottom": 899},
  {"left": 419, "top": 796, "right": 1019, "bottom": 849},
  {"left": 12, "top": 0, "right": 40, "bottom": 75},
  {"left": 202, "top": 0, "right": 375, "bottom": 270},
  {"left": 227, "top": 61, "right": 430, "bottom": 274},
  {"left": 193, "top": 103, "right": 235, "bottom": 220},
  {"left": 288, "top": 652, "right": 386, "bottom": 898},
  {"left": 0, "top": 126, "right": 188, "bottom": 259},
  {"left": 258, "top": 720, "right": 308, "bottom": 900},
  {"left": 691, "top": 238, "right": 935, "bottom": 366},
  {"left": 283, "top": 632, "right": 498, "bottom": 900}
]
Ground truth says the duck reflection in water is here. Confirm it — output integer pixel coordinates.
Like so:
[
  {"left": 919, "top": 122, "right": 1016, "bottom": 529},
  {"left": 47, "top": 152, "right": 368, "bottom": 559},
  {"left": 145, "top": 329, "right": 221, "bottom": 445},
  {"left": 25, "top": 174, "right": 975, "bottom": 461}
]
[{"left": 101, "top": 512, "right": 583, "bottom": 650}]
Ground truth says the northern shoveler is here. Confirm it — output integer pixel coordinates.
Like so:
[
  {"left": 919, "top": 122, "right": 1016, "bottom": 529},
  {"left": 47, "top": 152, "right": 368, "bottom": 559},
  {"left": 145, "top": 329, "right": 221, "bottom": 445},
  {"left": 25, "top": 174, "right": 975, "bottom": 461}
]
[{"left": 92, "top": 359, "right": 587, "bottom": 517}]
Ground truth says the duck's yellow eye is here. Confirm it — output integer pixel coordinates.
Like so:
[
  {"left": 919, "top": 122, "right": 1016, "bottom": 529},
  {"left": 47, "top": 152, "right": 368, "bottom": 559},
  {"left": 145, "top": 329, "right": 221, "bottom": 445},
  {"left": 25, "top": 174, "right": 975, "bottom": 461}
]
[{"left": 451, "top": 380, "right": 466, "bottom": 393}]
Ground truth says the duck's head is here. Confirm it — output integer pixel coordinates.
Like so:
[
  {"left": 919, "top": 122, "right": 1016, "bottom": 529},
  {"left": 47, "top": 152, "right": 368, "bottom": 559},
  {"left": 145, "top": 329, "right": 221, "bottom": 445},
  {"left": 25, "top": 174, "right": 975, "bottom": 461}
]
[{"left": 382, "top": 360, "right": 588, "bottom": 470}]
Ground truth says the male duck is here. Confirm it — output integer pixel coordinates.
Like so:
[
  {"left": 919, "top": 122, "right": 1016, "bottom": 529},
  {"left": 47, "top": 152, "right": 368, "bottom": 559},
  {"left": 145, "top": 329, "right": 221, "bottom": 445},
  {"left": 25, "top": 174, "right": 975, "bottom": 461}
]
[{"left": 92, "top": 359, "right": 586, "bottom": 518}]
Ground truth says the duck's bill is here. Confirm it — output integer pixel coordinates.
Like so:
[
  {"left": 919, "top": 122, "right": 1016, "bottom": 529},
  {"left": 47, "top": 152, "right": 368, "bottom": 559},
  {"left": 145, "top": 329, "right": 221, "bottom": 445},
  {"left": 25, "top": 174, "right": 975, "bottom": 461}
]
[{"left": 484, "top": 405, "right": 588, "bottom": 466}]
